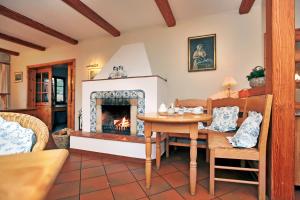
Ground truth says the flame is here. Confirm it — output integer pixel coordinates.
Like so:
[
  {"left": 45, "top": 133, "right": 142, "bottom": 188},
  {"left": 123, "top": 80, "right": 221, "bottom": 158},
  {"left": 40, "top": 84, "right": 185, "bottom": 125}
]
[{"left": 114, "top": 117, "right": 130, "bottom": 130}]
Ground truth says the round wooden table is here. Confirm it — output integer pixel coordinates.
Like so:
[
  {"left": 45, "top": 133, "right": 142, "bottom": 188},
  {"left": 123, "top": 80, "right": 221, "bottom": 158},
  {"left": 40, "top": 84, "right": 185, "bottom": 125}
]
[{"left": 138, "top": 113, "right": 211, "bottom": 195}]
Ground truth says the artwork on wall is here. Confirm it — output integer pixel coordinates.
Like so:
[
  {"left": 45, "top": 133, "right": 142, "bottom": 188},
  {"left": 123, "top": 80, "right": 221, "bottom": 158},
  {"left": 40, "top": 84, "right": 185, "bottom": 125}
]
[
  {"left": 14, "top": 72, "right": 23, "bottom": 83},
  {"left": 87, "top": 64, "right": 101, "bottom": 80},
  {"left": 188, "top": 34, "right": 216, "bottom": 72}
]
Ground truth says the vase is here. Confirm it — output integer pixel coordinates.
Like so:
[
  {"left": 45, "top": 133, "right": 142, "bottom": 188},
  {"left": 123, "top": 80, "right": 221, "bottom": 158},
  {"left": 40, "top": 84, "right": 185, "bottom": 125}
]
[{"left": 249, "top": 77, "right": 265, "bottom": 88}]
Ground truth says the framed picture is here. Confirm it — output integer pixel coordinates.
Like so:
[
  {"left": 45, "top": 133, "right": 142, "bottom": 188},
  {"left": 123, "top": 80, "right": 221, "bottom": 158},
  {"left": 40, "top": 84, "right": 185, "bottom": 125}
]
[
  {"left": 14, "top": 72, "right": 23, "bottom": 83},
  {"left": 88, "top": 68, "right": 101, "bottom": 80},
  {"left": 188, "top": 34, "right": 216, "bottom": 72}
]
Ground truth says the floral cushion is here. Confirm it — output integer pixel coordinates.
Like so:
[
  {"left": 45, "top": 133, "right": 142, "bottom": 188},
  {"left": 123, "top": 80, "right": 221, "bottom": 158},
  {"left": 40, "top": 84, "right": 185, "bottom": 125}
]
[
  {"left": 207, "top": 106, "right": 239, "bottom": 132},
  {"left": 0, "top": 117, "right": 36, "bottom": 155},
  {"left": 227, "top": 111, "right": 263, "bottom": 148}
]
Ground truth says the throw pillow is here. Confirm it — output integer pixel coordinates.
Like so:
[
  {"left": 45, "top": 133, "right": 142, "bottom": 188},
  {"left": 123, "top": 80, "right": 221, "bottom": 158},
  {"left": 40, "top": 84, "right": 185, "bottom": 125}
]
[
  {"left": 207, "top": 106, "right": 239, "bottom": 132},
  {"left": 227, "top": 111, "right": 263, "bottom": 148},
  {"left": 0, "top": 120, "right": 35, "bottom": 155}
]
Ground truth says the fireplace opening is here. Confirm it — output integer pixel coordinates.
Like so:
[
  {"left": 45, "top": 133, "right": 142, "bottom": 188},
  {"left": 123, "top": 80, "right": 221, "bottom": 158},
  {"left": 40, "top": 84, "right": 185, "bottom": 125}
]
[{"left": 102, "top": 105, "right": 131, "bottom": 135}]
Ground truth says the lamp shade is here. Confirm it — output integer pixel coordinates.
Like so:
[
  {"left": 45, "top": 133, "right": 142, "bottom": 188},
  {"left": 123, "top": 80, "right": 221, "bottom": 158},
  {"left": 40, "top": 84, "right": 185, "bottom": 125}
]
[{"left": 223, "top": 76, "right": 237, "bottom": 87}]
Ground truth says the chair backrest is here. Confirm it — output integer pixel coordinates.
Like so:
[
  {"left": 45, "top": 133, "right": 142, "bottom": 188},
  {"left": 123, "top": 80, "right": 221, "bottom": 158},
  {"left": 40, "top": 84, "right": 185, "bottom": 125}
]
[
  {"left": 175, "top": 98, "right": 208, "bottom": 109},
  {"left": 208, "top": 97, "right": 248, "bottom": 126},
  {"left": 245, "top": 95, "right": 273, "bottom": 153}
]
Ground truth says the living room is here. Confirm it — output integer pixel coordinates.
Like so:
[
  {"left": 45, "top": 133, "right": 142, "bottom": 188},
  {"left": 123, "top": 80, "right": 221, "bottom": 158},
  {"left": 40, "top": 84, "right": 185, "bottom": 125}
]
[{"left": 0, "top": 0, "right": 299, "bottom": 200}]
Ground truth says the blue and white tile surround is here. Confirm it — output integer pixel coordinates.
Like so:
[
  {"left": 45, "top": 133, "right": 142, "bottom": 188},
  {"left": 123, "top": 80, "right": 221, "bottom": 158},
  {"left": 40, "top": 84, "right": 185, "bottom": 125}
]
[{"left": 90, "top": 90, "right": 145, "bottom": 135}]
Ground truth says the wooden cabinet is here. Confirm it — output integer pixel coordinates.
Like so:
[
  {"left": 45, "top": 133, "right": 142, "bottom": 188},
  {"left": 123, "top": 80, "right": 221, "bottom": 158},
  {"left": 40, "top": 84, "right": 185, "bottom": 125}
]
[{"left": 296, "top": 116, "right": 300, "bottom": 185}]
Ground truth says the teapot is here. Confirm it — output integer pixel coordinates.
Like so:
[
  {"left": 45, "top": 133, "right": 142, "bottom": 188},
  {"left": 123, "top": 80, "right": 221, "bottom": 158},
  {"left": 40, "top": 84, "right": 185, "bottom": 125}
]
[{"left": 158, "top": 103, "right": 167, "bottom": 113}]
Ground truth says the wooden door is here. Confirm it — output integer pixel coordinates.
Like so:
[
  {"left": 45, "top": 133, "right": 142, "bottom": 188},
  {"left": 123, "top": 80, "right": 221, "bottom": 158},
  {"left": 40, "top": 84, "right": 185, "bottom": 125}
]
[
  {"left": 34, "top": 68, "right": 52, "bottom": 130},
  {"left": 67, "top": 62, "right": 75, "bottom": 129}
]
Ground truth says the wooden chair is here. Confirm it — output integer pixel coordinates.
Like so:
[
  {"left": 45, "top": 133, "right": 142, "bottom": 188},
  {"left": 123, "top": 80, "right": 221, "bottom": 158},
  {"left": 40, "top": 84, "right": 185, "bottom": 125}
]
[
  {"left": 208, "top": 95, "right": 273, "bottom": 200},
  {"left": 165, "top": 98, "right": 209, "bottom": 159}
]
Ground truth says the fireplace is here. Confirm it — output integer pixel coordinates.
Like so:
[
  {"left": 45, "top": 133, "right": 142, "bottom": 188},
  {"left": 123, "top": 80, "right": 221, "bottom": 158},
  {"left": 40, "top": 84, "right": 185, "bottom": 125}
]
[
  {"left": 90, "top": 90, "right": 145, "bottom": 135},
  {"left": 102, "top": 103, "right": 131, "bottom": 135}
]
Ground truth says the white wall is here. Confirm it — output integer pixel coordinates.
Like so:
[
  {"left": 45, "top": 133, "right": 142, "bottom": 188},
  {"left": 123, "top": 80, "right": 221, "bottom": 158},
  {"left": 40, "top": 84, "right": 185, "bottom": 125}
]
[{"left": 9, "top": 6, "right": 263, "bottom": 129}]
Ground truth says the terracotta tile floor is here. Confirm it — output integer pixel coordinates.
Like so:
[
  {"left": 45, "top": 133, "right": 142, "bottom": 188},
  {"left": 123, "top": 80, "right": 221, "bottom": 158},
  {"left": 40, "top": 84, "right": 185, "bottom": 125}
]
[{"left": 45, "top": 142, "right": 300, "bottom": 200}]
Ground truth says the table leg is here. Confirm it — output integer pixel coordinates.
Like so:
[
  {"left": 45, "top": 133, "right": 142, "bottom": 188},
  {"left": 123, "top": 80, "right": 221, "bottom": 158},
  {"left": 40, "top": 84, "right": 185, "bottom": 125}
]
[
  {"left": 190, "top": 124, "right": 198, "bottom": 195},
  {"left": 156, "top": 132, "right": 161, "bottom": 169},
  {"left": 144, "top": 122, "right": 152, "bottom": 189}
]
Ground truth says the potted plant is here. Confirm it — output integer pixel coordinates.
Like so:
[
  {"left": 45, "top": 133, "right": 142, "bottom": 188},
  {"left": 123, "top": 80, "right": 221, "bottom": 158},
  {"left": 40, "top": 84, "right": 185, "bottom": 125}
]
[{"left": 246, "top": 66, "right": 265, "bottom": 88}]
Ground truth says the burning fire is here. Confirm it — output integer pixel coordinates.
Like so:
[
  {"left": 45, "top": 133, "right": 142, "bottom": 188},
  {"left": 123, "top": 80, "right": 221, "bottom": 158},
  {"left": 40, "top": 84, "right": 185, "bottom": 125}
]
[{"left": 114, "top": 117, "right": 130, "bottom": 130}]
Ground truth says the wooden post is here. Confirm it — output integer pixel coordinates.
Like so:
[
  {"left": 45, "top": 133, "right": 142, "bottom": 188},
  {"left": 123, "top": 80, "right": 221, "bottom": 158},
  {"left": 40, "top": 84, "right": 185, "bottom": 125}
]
[{"left": 265, "top": 0, "right": 295, "bottom": 199}]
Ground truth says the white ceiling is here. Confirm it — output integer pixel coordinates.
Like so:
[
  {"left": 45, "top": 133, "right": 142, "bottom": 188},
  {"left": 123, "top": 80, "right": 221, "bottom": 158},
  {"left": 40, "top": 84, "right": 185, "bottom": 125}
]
[{"left": 0, "top": 0, "right": 246, "bottom": 51}]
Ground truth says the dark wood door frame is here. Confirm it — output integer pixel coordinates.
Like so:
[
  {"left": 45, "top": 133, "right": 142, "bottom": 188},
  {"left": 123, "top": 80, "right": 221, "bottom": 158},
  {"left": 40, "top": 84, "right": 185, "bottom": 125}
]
[{"left": 27, "top": 59, "right": 76, "bottom": 130}]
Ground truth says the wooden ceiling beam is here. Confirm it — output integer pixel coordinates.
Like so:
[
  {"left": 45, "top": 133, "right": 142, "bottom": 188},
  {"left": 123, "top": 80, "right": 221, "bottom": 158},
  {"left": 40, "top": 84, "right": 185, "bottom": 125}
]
[
  {"left": 62, "top": 0, "right": 120, "bottom": 37},
  {"left": 0, "top": 47, "right": 19, "bottom": 56},
  {"left": 0, "top": 5, "right": 78, "bottom": 45},
  {"left": 155, "top": 0, "right": 176, "bottom": 27},
  {"left": 0, "top": 33, "right": 46, "bottom": 51},
  {"left": 239, "top": 0, "right": 255, "bottom": 14}
]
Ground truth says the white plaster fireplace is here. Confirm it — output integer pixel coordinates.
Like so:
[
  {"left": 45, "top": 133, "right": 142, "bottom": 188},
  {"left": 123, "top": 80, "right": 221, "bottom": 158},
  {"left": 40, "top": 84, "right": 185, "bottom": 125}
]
[{"left": 70, "top": 43, "right": 168, "bottom": 159}]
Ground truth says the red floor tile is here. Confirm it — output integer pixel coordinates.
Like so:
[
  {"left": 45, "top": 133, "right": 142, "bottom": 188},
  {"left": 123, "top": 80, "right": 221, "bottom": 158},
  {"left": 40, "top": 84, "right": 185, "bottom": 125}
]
[
  {"left": 199, "top": 178, "right": 242, "bottom": 197},
  {"left": 80, "top": 188, "right": 114, "bottom": 200},
  {"left": 171, "top": 161, "right": 189, "bottom": 172},
  {"left": 58, "top": 196, "right": 79, "bottom": 200},
  {"left": 47, "top": 181, "right": 80, "bottom": 199},
  {"left": 155, "top": 164, "right": 178, "bottom": 176},
  {"left": 111, "top": 182, "right": 146, "bottom": 200},
  {"left": 45, "top": 148, "right": 265, "bottom": 200},
  {"left": 138, "top": 176, "right": 171, "bottom": 196},
  {"left": 175, "top": 184, "right": 214, "bottom": 200},
  {"left": 218, "top": 185, "right": 258, "bottom": 200},
  {"left": 81, "top": 166, "right": 106, "bottom": 179},
  {"left": 131, "top": 167, "right": 159, "bottom": 181},
  {"left": 80, "top": 176, "right": 109, "bottom": 194},
  {"left": 149, "top": 189, "right": 184, "bottom": 200},
  {"left": 67, "top": 153, "right": 81, "bottom": 162},
  {"left": 107, "top": 170, "right": 136, "bottom": 186},
  {"left": 55, "top": 170, "right": 80, "bottom": 184},
  {"left": 81, "top": 159, "right": 103, "bottom": 169},
  {"left": 105, "top": 163, "right": 129, "bottom": 174},
  {"left": 126, "top": 161, "right": 145, "bottom": 170},
  {"left": 162, "top": 171, "right": 189, "bottom": 188},
  {"left": 102, "top": 157, "right": 123, "bottom": 165},
  {"left": 81, "top": 152, "right": 100, "bottom": 161},
  {"left": 61, "top": 161, "right": 81, "bottom": 172}
]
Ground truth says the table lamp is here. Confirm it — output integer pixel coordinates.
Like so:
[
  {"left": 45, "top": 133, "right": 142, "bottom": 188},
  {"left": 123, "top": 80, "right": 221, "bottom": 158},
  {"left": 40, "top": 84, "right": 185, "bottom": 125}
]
[{"left": 223, "top": 76, "right": 237, "bottom": 98}]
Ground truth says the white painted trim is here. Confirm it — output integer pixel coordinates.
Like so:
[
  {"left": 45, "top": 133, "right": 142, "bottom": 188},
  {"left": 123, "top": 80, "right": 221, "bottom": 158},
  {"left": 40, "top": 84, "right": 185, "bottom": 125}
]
[{"left": 70, "top": 136, "right": 165, "bottom": 159}]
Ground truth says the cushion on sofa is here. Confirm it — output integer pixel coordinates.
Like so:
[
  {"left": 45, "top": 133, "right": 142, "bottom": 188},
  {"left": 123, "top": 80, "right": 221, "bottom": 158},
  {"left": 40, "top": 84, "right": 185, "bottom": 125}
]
[
  {"left": 207, "top": 106, "right": 239, "bottom": 132},
  {"left": 0, "top": 116, "right": 36, "bottom": 155},
  {"left": 227, "top": 111, "right": 263, "bottom": 148}
]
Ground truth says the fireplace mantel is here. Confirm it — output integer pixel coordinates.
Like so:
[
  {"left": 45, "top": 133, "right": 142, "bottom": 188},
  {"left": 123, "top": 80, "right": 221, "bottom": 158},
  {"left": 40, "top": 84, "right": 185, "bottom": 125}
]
[{"left": 82, "top": 75, "right": 167, "bottom": 82}]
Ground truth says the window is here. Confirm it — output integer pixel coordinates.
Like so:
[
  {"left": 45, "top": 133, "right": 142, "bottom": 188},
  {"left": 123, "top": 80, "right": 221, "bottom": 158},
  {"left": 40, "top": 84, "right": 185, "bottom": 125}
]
[
  {"left": 36, "top": 71, "right": 50, "bottom": 104},
  {"left": 52, "top": 77, "right": 66, "bottom": 104}
]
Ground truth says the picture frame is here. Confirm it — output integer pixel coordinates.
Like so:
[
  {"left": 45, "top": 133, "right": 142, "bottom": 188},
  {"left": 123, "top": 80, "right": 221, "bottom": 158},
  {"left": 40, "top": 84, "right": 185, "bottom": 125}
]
[
  {"left": 188, "top": 34, "right": 216, "bottom": 72},
  {"left": 14, "top": 72, "right": 23, "bottom": 83}
]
